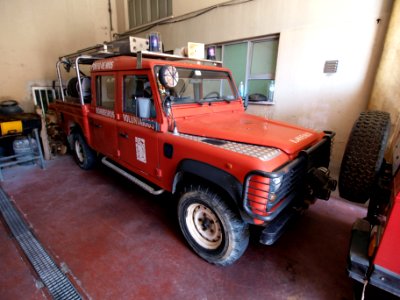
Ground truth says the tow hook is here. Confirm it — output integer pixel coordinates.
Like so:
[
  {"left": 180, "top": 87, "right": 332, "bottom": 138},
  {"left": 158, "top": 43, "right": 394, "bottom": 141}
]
[{"left": 308, "top": 167, "right": 337, "bottom": 200}]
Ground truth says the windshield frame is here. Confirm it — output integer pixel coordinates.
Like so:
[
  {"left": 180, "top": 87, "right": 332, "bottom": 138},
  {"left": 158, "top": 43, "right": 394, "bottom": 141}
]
[{"left": 154, "top": 65, "right": 239, "bottom": 106}]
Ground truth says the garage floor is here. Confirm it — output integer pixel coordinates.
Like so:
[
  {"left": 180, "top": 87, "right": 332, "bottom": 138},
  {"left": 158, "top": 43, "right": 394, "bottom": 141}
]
[{"left": 0, "top": 156, "right": 368, "bottom": 299}]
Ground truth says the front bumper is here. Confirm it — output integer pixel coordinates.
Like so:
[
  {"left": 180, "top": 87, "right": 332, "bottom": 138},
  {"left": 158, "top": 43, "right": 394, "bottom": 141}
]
[{"left": 242, "top": 131, "right": 336, "bottom": 223}]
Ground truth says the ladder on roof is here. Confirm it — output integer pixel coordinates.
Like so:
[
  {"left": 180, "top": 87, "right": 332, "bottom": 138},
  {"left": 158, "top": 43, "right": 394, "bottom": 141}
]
[
  {"left": 60, "top": 36, "right": 222, "bottom": 68},
  {"left": 57, "top": 36, "right": 223, "bottom": 106}
]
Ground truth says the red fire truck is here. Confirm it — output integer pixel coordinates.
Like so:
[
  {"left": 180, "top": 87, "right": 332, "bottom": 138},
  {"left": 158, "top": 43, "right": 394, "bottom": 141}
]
[{"left": 51, "top": 37, "right": 336, "bottom": 265}]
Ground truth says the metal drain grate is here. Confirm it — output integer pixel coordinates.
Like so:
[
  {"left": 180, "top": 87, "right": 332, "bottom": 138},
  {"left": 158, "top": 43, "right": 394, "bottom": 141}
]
[{"left": 0, "top": 188, "right": 82, "bottom": 300}]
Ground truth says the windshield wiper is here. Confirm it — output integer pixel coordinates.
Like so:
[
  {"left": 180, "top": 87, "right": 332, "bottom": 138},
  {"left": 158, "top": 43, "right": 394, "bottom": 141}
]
[{"left": 201, "top": 97, "right": 233, "bottom": 103}]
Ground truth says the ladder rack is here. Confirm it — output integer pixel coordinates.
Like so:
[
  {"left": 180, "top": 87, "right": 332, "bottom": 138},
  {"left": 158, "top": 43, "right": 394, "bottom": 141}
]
[
  {"left": 59, "top": 36, "right": 222, "bottom": 68},
  {"left": 57, "top": 36, "right": 223, "bottom": 105}
]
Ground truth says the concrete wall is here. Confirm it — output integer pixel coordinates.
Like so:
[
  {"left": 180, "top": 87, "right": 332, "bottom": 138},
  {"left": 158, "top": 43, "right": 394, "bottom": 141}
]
[
  {"left": 369, "top": 0, "right": 400, "bottom": 159},
  {"left": 0, "top": 0, "right": 117, "bottom": 112},
  {"left": 172, "top": 0, "right": 227, "bottom": 16},
  {"left": 117, "top": 0, "right": 393, "bottom": 176}
]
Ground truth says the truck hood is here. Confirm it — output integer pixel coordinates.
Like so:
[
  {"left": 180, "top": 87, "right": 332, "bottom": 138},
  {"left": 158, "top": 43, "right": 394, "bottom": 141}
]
[{"left": 175, "top": 112, "right": 323, "bottom": 155}]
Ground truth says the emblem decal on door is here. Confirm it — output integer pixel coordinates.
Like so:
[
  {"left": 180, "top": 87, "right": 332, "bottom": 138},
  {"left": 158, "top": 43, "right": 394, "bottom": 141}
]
[
  {"left": 92, "top": 60, "right": 114, "bottom": 71},
  {"left": 135, "top": 137, "right": 147, "bottom": 163},
  {"left": 96, "top": 107, "right": 115, "bottom": 119},
  {"left": 122, "top": 114, "right": 155, "bottom": 130}
]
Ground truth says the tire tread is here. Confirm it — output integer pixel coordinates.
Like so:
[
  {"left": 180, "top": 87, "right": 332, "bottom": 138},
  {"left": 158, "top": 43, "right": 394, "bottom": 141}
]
[{"left": 339, "top": 111, "right": 390, "bottom": 203}]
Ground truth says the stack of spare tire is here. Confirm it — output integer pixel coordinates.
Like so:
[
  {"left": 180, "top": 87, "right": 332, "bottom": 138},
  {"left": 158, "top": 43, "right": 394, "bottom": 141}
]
[
  {"left": 0, "top": 100, "right": 23, "bottom": 115},
  {"left": 339, "top": 111, "right": 391, "bottom": 215}
]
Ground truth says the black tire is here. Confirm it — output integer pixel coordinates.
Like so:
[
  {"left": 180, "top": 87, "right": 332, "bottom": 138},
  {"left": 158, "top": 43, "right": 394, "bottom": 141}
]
[
  {"left": 67, "top": 77, "right": 79, "bottom": 98},
  {"left": 0, "top": 100, "right": 23, "bottom": 115},
  {"left": 177, "top": 185, "right": 249, "bottom": 266},
  {"left": 339, "top": 111, "right": 390, "bottom": 203},
  {"left": 72, "top": 133, "right": 96, "bottom": 170}
]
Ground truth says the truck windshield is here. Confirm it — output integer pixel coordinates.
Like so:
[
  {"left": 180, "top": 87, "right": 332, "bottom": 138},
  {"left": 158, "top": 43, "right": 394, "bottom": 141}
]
[{"left": 155, "top": 66, "right": 237, "bottom": 105}]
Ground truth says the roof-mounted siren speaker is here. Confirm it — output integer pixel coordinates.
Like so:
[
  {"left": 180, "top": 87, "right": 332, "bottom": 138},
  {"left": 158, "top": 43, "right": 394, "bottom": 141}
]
[
  {"left": 127, "top": 37, "right": 149, "bottom": 54},
  {"left": 109, "top": 36, "right": 149, "bottom": 55}
]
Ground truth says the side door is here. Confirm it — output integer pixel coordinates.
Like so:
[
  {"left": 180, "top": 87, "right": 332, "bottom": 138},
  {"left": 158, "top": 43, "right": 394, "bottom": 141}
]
[
  {"left": 117, "top": 72, "right": 160, "bottom": 179},
  {"left": 88, "top": 73, "right": 118, "bottom": 158}
]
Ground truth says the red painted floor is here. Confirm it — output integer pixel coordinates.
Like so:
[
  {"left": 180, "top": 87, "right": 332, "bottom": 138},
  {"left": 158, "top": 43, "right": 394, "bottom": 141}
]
[
  {"left": 0, "top": 156, "right": 367, "bottom": 299},
  {"left": 0, "top": 219, "right": 46, "bottom": 300}
]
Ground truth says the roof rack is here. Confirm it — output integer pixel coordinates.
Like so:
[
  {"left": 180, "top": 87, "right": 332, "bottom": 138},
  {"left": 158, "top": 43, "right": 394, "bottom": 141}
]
[{"left": 60, "top": 36, "right": 222, "bottom": 68}]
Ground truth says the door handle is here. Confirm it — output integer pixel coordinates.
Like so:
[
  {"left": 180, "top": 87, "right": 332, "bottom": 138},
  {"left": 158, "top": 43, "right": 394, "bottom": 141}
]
[
  {"left": 119, "top": 132, "right": 128, "bottom": 139},
  {"left": 93, "top": 123, "right": 102, "bottom": 128}
]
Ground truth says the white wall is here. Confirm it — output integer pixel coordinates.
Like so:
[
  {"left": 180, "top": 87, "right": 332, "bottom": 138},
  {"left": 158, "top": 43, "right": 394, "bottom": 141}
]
[
  {"left": 369, "top": 0, "right": 400, "bottom": 160},
  {"left": 119, "top": 0, "right": 393, "bottom": 175},
  {"left": 172, "top": 0, "right": 227, "bottom": 16},
  {"left": 0, "top": 0, "right": 117, "bottom": 112}
]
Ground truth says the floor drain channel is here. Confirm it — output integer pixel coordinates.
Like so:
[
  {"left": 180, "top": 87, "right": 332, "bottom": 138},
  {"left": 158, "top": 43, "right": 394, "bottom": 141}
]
[{"left": 0, "top": 188, "right": 82, "bottom": 300}]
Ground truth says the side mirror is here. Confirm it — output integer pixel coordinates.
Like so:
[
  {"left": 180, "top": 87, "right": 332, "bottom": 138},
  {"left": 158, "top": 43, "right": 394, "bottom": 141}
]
[{"left": 137, "top": 97, "right": 151, "bottom": 119}]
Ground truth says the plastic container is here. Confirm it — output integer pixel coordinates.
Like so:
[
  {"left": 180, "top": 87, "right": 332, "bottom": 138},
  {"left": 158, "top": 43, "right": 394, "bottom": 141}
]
[
  {"left": 137, "top": 97, "right": 151, "bottom": 118},
  {"left": 239, "top": 81, "right": 244, "bottom": 98},
  {"left": 13, "top": 136, "right": 37, "bottom": 165}
]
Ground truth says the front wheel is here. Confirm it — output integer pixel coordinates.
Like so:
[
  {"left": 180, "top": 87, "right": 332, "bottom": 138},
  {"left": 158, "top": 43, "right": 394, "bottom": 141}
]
[
  {"left": 72, "top": 133, "right": 96, "bottom": 170},
  {"left": 177, "top": 185, "right": 249, "bottom": 266}
]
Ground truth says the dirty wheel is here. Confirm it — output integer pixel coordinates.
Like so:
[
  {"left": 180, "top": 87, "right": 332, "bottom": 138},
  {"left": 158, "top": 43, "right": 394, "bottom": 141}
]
[
  {"left": 73, "top": 133, "right": 96, "bottom": 170},
  {"left": 339, "top": 111, "right": 390, "bottom": 203},
  {"left": 178, "top": 185, "right": 249, "bottom": 266}
]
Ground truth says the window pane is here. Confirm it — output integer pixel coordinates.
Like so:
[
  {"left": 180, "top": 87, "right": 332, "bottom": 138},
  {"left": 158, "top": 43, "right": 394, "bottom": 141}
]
[
  {"left": 150, "top": 0, "right": 158, "bottom": 21},
  {"left": 248, "top": 79, "right": 275, "bottom": 103},
  {"left": 129, "top": 0, "right": 171, "bottom": 28},
  {"left": 128, "top": 0, "right": 136, "bottom": 28},
  {"left": 167, "top": 0, "right": 172, "bottom": 16},
  {"left": 250, "top": 39, "right": 278, "bottom": 76},
  {"left": 135, "top": 1, "right": 142, "bottom": 26},
  {"left": 155, "top": 67, "right": 235, "bottom": 104},
  {"left": 96, "top": 76, "right": 115, "bottom": 109},
  {"left": 223, "top": 42, "right": 247, "bottom": 87},
  {"left": 215, "top": 46, "right": 222, "bottom": 61},
  {"left": 123, "top": 75, "right": 155, "bottom": 118},
  {"left": 158, "top": 0, "right": 167, "bottom": 18},
  {"left": 141, "top": 0, "right": 150, "bottom": 24}
]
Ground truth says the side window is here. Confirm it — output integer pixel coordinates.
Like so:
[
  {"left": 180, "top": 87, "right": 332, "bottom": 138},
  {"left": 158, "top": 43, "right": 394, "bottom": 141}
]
[
  {"left": 123, "top": 75, "right": 155, "bottom": 118},
  {"left": 96, "top": 75, "right": 115, "bottom": 110}
]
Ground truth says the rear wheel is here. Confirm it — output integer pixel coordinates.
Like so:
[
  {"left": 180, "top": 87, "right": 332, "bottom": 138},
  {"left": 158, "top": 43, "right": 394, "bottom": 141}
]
[
  {"left": 177, "top": 185, "right": 249, "bottom": 266},
  {"left": 339, "top": 111, "right": 390, "bottom": 203},
  {"left": 72, "top": 133, "right": 96, "bottom": 170}
]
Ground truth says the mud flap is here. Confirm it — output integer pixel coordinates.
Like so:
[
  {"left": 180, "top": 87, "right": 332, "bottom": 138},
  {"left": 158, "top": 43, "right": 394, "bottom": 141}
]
[
  {"left": 348, "top": 218, "right": 370, "bottom": 282},
  {"left": 259, "top": 207, "right": 299, "bottom": 245}
]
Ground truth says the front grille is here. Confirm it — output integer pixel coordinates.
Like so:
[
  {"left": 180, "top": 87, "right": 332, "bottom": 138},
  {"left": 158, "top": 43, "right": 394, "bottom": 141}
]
[{"left": 243, "top": 133, "right": 334, "bottom": 222}]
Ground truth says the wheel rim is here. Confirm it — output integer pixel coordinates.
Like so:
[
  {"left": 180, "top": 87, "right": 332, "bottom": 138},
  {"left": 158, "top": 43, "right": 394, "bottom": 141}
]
[
  {"left": 185, "top": 203, "right": 223, "bottom": 250},
  {"left": 74, "top": 140, "right": 84, "bottom": 163}
]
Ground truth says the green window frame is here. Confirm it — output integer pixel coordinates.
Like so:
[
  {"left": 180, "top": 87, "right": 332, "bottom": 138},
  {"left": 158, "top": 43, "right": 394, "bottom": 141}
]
[{"left": 213, "top": 35, "right": 279, "bottom": 104}]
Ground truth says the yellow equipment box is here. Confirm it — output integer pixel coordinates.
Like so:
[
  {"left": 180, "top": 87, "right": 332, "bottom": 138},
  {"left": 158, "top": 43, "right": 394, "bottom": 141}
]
[{"left": 0, "top": 120, "right": 23, "bottom": 136}]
